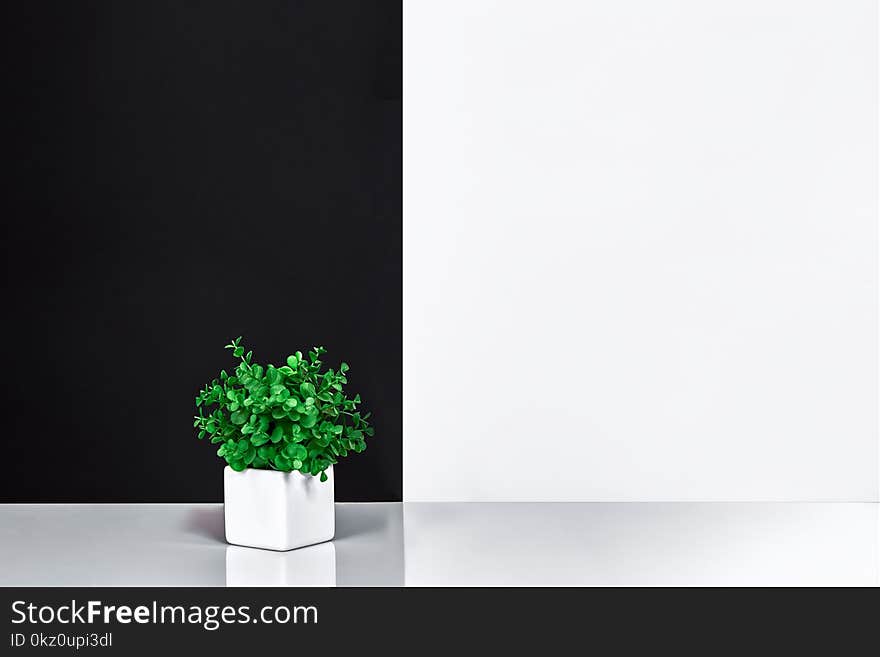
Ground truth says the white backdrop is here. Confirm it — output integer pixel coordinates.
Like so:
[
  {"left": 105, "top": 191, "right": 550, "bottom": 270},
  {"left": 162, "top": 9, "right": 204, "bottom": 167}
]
[{"left": 404, "top": 0, "right": 878, "bottom": 501}]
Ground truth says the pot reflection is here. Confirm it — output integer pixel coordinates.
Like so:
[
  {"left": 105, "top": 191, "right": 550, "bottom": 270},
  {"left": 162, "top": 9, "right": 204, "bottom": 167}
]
[
  {"left": 225, "top": 541, "right": 336, "bottom": 587},
  {"left": 223, "top": 503, "right": 405, "bottom": 587}
]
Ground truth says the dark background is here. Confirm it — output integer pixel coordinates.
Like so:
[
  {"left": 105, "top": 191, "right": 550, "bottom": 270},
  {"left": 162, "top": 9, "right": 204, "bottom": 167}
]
[{"left": 1, "top": 1, "right": 401, "bottom": 501}]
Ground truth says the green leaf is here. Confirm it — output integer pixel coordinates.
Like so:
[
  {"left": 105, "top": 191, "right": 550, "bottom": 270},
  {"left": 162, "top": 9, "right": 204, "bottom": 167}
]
[
  {"left": 233, "top": 346, "right": 244, "bottom": 358},
  {"left": 300, "top": 382, "right": 316, "bottom": 398},
  {"left": 340, "top": 362, "right": 349, "bottom": 373},
  {"left": 230, "top": 410, "right": 248, "bottom": 425},
  {"left": 270, "top": 425, "right": 284, "bottom": 443},
  {"left": 286, "top": 354, "right": 299, "bottom": 368},
  {"left": 320, "top": 471, "right": 328, "bottom": 482},
  {"left": 251, "top": 432, "right": 270, "bottom": 446}
]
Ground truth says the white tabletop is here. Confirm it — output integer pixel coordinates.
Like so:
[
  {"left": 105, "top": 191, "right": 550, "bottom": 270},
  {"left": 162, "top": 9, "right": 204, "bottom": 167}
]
[{"left": 0, "top": 502, "right": 876, "bottom": 586}]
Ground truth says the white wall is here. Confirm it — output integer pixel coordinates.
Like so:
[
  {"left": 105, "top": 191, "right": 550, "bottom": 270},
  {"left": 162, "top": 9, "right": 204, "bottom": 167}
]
[{"left": 404, "top": 0, "right": 878, "bottom": 501}]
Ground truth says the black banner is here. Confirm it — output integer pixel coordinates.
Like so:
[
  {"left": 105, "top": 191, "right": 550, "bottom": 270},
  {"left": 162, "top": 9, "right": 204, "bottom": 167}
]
[{"left": 0, "top": 587, "right": 874, "bottom": 654}]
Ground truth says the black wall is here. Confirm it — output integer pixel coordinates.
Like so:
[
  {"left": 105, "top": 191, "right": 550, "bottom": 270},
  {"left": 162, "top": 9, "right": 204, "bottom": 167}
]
[{"left": 2, "top": 1, "right": 401, "bottom": 501}]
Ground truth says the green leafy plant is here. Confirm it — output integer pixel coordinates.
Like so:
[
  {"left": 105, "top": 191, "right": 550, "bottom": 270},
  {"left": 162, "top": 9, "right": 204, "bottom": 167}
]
[{"left": 194, "top": 337, "right": 373, "bottom": 481}]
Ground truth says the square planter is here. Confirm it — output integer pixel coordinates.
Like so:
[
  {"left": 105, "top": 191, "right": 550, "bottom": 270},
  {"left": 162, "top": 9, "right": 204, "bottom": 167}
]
[{"left": 224, "top": 465, "right": 335, "bottom": 551}]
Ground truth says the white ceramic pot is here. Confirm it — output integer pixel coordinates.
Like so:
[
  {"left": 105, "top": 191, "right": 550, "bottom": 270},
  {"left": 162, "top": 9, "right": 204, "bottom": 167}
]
[{"left": 224, "top": 465, "right": 335, "bottom": 551}]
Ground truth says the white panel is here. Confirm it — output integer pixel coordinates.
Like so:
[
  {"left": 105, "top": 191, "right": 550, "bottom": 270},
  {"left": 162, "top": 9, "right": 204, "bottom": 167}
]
[{"left": 404, "top": 0, "right": 878, "bottom": 500}]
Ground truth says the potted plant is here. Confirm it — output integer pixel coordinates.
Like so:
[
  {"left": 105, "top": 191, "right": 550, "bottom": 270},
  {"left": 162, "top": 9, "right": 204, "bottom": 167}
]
[{"left": 194, "top": 337, "right": 373, "bottom": 551}]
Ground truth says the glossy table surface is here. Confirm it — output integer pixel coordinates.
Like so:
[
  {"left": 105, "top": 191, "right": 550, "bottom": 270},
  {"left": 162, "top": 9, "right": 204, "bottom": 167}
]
[{"left": 0, "top": 503, "right": 877, "bottom": 586}]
